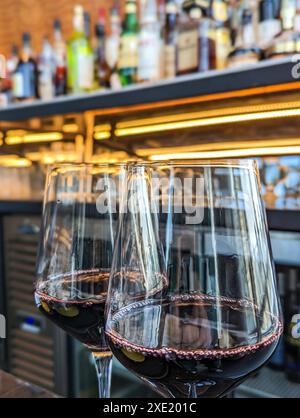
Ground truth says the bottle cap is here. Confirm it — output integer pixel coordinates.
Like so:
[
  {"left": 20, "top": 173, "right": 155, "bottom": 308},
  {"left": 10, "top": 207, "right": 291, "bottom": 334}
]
[
  {"left": 22, "top": 32, "right": 30, "bottom": 43},
  {"left": 74, "top": 5, "right": 83, "bottom": 14},
  {"left": 54, "top": 19, "right": 61, "bottom": 31}
]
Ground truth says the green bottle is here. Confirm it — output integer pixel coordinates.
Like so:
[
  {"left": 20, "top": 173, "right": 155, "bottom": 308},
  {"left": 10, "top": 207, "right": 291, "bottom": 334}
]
[
  {"left": 118, "top": 0, "right": 139, "bottom": 86},
  {"left": 67, "top": 5, "right": 94, "bottom": 94}
]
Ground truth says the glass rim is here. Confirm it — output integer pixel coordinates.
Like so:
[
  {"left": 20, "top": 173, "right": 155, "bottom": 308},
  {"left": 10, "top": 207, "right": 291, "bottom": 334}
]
[
  {"left": 129, "top": 159, "right": 258, "bottom": 170},
  {"left": 47, "top": 159, "right": 258, "bottom": 173}
]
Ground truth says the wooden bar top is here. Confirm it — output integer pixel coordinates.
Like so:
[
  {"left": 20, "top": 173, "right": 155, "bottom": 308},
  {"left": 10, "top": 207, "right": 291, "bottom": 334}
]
[{"left": 0, "top": 370, "right": 58, "bottom": 398}]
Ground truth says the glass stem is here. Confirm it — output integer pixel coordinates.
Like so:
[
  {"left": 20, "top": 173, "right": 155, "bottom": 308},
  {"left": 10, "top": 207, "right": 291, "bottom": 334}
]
[{"left": 92, "top": 351, "right": 113, "bottom": 398}]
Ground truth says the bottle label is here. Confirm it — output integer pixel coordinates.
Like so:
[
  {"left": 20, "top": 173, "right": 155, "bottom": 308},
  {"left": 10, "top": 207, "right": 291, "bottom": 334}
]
[
  {"left": 12, "top": 72, "right": 24, "bottom": 97},
  {"left": 118, "top": 35, "right": 138, "bottom": 69},
  {"left": 213, "top": 2, "right": 228, "bottom": 22},
  {"left": 177, "top": 29, "right": 198, "bottom": 73},
  {"left": 215, "top": 27, "right": 230, "bottom": 69},
  {"left": 105, "top": 37, "right": 120, "bottom": 69},
  {"left": 164, "top": 44, "right": 176, "bottom": 78},
  {"left": 138, "top": 33, "right": 161, "bottom": 81},
  {"left": 77, "top": 53, "right": 93, "bottom": 89},
  {"left": 258, "top": 20, "right": 281, "bottom": 48}
]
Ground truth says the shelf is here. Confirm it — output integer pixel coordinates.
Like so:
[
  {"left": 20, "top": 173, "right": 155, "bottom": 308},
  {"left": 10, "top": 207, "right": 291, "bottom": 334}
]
[
  {"left": 267, "top": 209, "right": 300, "bottom": 232},
  {"left": 0, "top": 58, "right": 298, "bottom": 122}
]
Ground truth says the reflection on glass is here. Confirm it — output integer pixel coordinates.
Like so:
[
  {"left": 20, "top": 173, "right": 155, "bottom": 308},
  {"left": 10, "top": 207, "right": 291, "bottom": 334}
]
[
  {"left": 35, "top": 163, "right": 125, "bottom": 398},
  {"left": 105, "top": 160, "right": 282, "bottom": 398}
]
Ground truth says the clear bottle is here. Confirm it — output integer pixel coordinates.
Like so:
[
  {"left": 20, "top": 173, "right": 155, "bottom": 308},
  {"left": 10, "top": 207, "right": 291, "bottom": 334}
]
[
  {"left": 195, "top": 3, "right": 217, "bottom": 72},
  {"left": 138, "top": 0, "right": 161, "bottom": 82},
  {"left": 94, "top": 8, "right": 111, "bottom": 89},
  {"left": 228, "top": 0, "right": 262, "bottom": 68},
  {"left": 105, "top": 6, "right": 121, "bottom": 88},
  {"left": 118, "top": 0, "right": 139, "bottom": 86},
  {"left": 13, "top": 33, "right": 39, "bottom": 101},
  {"left": 5, "top": 45, "right": 19, "bottom": 103},
  {"left": 38, "top": 36, "right": 55, "bottom": 101},
  {"left": 212, "top": 0, "right": 231, "bottom": 69},
  {"left": 53, "top": 19, "right": 67, "bottom": 96},
  {"left": 176, "top": 1, "right": 199, "bottom": 75},
  {"left": 164, "top": 0, "right": 178, "bottom": 78},
  {"left": 258, "top": 0, "right": 281, "bottom": 51},
  {"left": 67, "top": 5, "right": 94, "bottom": 94},
  {"left": 266, "top": 0, "right": 299, "bottom": 58}
]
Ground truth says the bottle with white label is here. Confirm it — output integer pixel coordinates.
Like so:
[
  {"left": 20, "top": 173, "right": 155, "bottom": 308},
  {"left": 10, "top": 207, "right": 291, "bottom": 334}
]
[
  {"left": 266, "top": 0, "right": 300, "bottom": 58},
  {"left": 13, "top": 33, "right": 39, "bottom": 101},
  {"left": 213, "top": 0, "right": 231, "bottom": 69},
  {"left": 105, "top": 7, "right": 121, "bottom": 88},
  {"left": 164, "top": 0, "right": 178, "bottom": 78},
  {"left": 228, "top": 0, "right": 262, "bottom": 68},
  {"left": 258, "top": 0, "right": 281, "bottom": 51},
  {"left": 38, "top": 37, "right": 55, "bottom": 100},
  {"left": 67, "top": 5, "right": 94, "bottom": 94},
  {"left": 138, "top": 0, "right": 161, "bottom": 82},
  {"left": 176, "top": 1, "right": 199, "bottom": 75}
]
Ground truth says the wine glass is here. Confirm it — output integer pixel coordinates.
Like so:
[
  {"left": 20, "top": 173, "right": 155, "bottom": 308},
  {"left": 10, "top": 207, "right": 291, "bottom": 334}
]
[
  {"left": 105, "top": 160, "right": 283, "bottom": 398},
  {"left": 35, "top": 163, "right": 125, "bottom": 398}
]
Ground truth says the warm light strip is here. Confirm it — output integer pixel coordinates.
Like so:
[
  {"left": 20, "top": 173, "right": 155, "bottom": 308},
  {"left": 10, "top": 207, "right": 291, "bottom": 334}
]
[
  {"left": 62, "top": 124, "right": 79, "bottom": 133},
  {"left": 136, "top": 138, "right": 300, "bottom": 157},
  {"left": 115, "top": 108, "right": 300, "bottom": 137},
  {"left": 150, "top": 146, "right": 300, "bottom": 161},
  {"left": 94, "top": 132, "right": 111, "bottom": 140},
  {"left": 0, "top": 155, "right": 32, "bottom": 167},
  {"left": 6, "top": 132, "right": 63, "bottom": 145},
  {"left": 116, "top": 101, "right": 300, "bottom": 129}
]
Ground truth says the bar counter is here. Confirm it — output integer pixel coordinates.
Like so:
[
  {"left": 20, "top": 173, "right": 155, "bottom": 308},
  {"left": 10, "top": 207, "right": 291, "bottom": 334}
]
[{"left": 0, "top": 370, "right": 58, "bottom": 398}]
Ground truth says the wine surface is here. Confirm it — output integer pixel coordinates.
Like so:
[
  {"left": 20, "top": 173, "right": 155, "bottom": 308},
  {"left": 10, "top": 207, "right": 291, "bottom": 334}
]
[{"left": 107, "top": 295, "right": 282, "bottom": 398}]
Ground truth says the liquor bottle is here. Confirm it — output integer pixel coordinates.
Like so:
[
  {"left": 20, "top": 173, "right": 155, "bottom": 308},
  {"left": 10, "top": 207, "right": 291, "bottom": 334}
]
[
  {"left": 12, "top": 33, "right": 39, "bottom": 101},
  {"left": 67, "top": 5, "right": 94, "bottom": 94},
  {"left": 258, "top": 0, "right": 281, "bottom": 51},
  {"left": 164, "top": 0, "right": 178, "bottom": 78},
  {"left": 196, "top": 3, "right": 217, "bottom": 72},
  {"left": 228, "top": 0, "right": 262, "bottom": 68},
  {"left": 212, "top": 0, "right": 231, "bottom": 69},
  {"left": 138, "top": 0, "right": 161, "bottom": 82},
  {"left": 105, "top": 7, "right": 121, "bottom": 88},
  {"left": 229, "top": 2, "right": 240, "bottom": 47},
  {"left": 4, "top": 45, "right": 19, "bottom": 103},
  {"left": 38, "top": 36, "right": 55, "bottom": 101},
  {"left": 176, "top": 1, "right": 199, "bottom": 75},
  {"left": 94, "top": 8, "right": 111, "bottom": 89},
  {"left": 118, "top": 0, "right": 139, "bottom": 86},
  {"left": 6, "top": 45, "right": 19, "bottom": 82},
  {"left": 266, "top": 0, "right": 299, "bottom": 58},
  {"left": 53, "top": 19, "right": 67, "bottom": 96}
]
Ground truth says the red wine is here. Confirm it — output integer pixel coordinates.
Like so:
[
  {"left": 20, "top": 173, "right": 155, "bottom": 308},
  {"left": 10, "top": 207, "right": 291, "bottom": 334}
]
[
  {"left": 35, "top": 270, "right": 109, "bottom": 352},
  {"left": 107, "top": 295, "right": 282, "bottom": 398}
]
